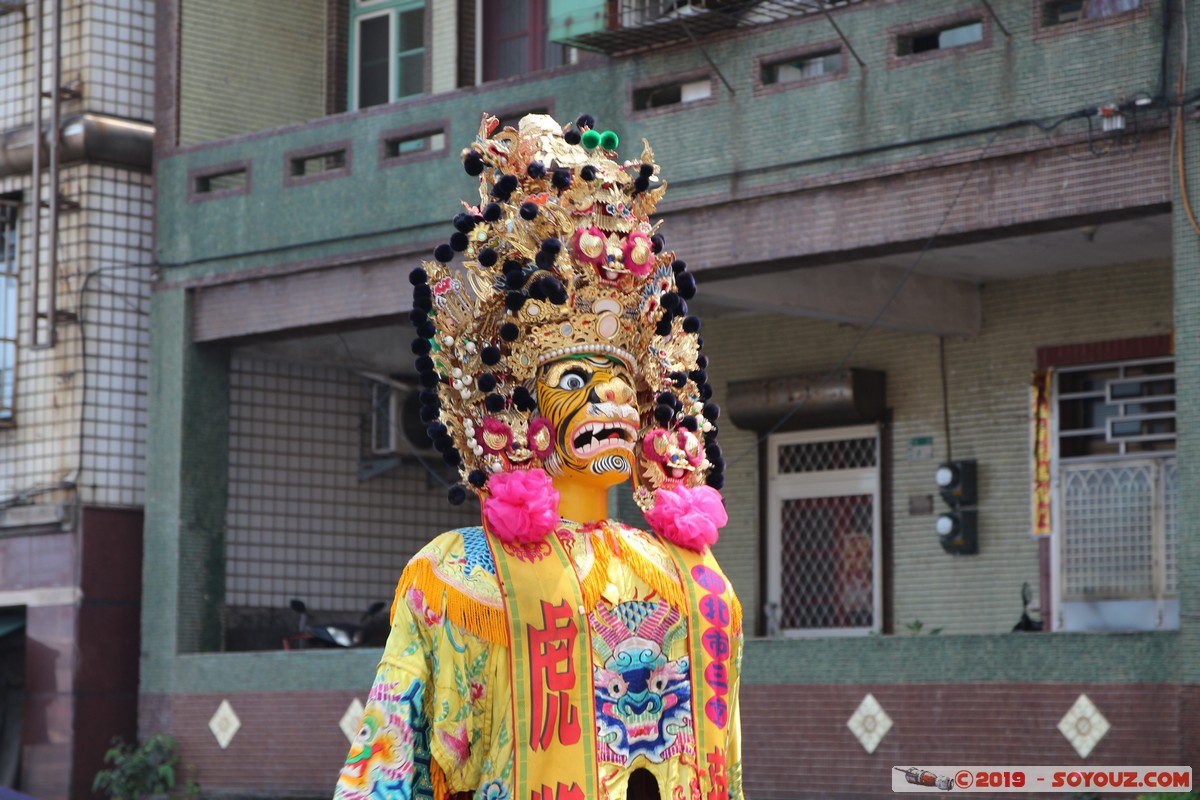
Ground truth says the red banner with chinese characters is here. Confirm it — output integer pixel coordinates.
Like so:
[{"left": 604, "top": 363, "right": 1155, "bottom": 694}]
[{"left": 1031, "top": 370, "right": 1053, "bottom": 536}]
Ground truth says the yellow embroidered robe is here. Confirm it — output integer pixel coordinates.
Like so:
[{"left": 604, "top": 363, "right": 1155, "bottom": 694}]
[{"left": 334, "top": 520, "right": 743, "bottom": 800}]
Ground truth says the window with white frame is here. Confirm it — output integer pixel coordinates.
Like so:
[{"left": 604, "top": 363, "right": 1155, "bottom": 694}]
[
  {"left": 1054, "top": 357, "right": 1177, "bottom": 630},
  {"left": 765, "top": 425, "right": 882, "bottom": 636},
  {"left": 0, "top": 199, "right": 17, "bottom": 424},
  {"left": 351, "top": 0, "right": 425, "bottom": 110}
]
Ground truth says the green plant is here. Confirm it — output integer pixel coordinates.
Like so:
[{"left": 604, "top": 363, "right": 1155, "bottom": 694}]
[
  {"left": 92, "top": 734, "right": 198, "bottom": 799},
  {"left": 905, "top": 619, "right": 943, "bottom": 636}
]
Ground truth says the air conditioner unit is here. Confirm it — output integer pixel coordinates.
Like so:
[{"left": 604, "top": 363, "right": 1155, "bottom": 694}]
[
  {"left": 622, "top": 0, "right": 706, "bottom": 28},
  {"left": 368, "top": 378, "right": 435, "bottom": 457}
]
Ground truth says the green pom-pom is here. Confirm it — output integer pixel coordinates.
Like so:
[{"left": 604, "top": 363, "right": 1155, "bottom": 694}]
[
  {"left": 581, "top": 129, "right": 601, "bottom": 150},
  {"left": 599, "top": 130, "right": 619, "bottom": 150}
]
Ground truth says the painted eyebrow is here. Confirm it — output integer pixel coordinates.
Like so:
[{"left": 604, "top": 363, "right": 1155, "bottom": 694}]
[{"left": 543, "top": 362, "right": 594, "bottom": 385}]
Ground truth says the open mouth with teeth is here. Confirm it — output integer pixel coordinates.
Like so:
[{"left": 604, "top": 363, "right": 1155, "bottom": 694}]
[{"left": 570, "top": 420, "right": 636, "bottom": 457}]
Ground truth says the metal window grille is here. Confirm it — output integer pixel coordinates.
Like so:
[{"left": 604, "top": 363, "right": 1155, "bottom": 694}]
[
  {"left": 1060, "top": 459, "right": 1175, "bottom": 600},
  {"left": 0, "top": 200, "right": 17, "bottom": 423},
  {"left": 777, "top": 436, "right": 876, "bottom": 474},
  {"left": 779, "top": 494, "right": 874, "bottom": 629},
  {"left": 1056, "top": 357, "right": 1175, "bottom": 460}
]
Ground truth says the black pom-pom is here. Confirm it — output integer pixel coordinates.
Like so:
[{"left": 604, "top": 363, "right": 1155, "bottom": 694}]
[
  {"left": 670, "top": 371, "right": 688, "bottom": 388},
  {"left": 443, "top": 449, "right": 462, "bottom": 466},
  {"left": 535, "top": 250, "right": 556, "bottom": 270},
  {"left": 682, "top": 316, "right": 702, "bottom": 334},
  {"left": 449, "top": 231, "right": 469, "bottom": 252},
  {"left": 452, "top": 213, "right": 474, "bottom": 233},
  {"left": 706, "top": 443, "right": 722, "bottom": 460},
  {"left": 651, "top": 234, "right": 665, "bottom": 253},
  {"left": 409, "top": 309, "right": 427, "bottom": 327},
  {"left": 463, "top": 151, "right": 484, "bottom": 176},
  {"left": 416, "top": 319, "right": 437, "bottom": 339},
  {"left": 656, "top": 391, "right": 676, "bottom": 407},
  {"left": 678, "top": 415, "right": 699, "bottom": 432},
  {"left": 689, "top": 369, "right": 707, "bottom": 385},
  {"left": 481, "top": 345, "right": 502, "bottom": 365},
  {"left": 419, "top": 405, "right": 438, "bottom": 423},
  {"left": 706, "top": 473, "right": 725, "bottom": 490},
  {"left": 541, "top": 237, "right": 562, "bottom": 254},
  {"left": 478, "top": 248, "right": 498, "bottom": 268},
  {"left": 505, "top": 270, "right": 528, "bottom": 290},
  {"left": 697, "top": 336, "right": 705, "bottom": 349},
  {"left": 505, "top": 291, "right": 527, "bottom": 311},
  {"left": 413, "top": 283, "right": 432, "bottom": 300},
  {"left": 477, "top": 373, "right": 498, "bottom": 392},
  {"left": 677, "top": 274, "right": 697, "bottom": 300},
  {"left": 413, "top": 296, "right": 433, "bottom": 314},
  {"left": 419, "top": 389, "right": 439, "bottom": 407},
  {"left": 434, "top": 243, "right": 454, "bottom": 263},
  {"left": 493, "top": 174, "right": 518, "bottom": 196},
  {"left": 468, "top": 469, "right": 488, "bottom": 488},
  {"left": 702, "top": 403, "right": 721, "bottom": 421},
  {"left": 677, "top": 299, "right": 688, "bottom": 316},
  {"left": 655, "top": 318, "right": 673, "bottom": 336},
  {"left": 699, "top": 383, "right": 714, "bottom": 400},
  {"left": 661, "top": 292, "right": 681, "bottom": 311},
  {"left": 448, "top": 485, "right": 467, "bottom": 505},
  {"left": 671, "top": 259, "right": 687, "bottom": 275},
  {"left": 409, "top": 267, "right": 428, "bottom": 285},
  {"left": 513, "top": 386, "right": 535, "bottom": 411},
  {"left": 527, "top": 161, "right": 546, "bottom": 179},
  {"left": 502, "top": 259, "right": 523, "bottom": 275},
  {"left": 434, "top": 433, "right": 455, "bottom": 451},
  {"left": 580, "top": 165, "right": 597, "bottom": 181},
  {"left": 576, "top": 113, "right": 596, "bottom": 129},
  {"left": 419, "top": 370, "right": 440, "bottom": 388},
  {"left": 472, "top": 213, "right": 485, "bottom": 226},
  {"left": 482, "top": 202, "right": 503, "bottom": 222},
  {"left": 640, "top": 164, "right": 655, "bottom": 178},
  {"left": 564, "top": 129, "right": 581, "bottom": 145},
  {"left": 485, "top": 393, "right": 506, "bottom": 413},
  {"left": 412, "top": 338, "right": 432, "bottom": 355},
  {"left": 528, "top": 278, "right": 548, "bottom": 301},
  {"left": 696, "top": 355, "right": 709, "bottom": 369},
  {"left": 415, "top": 355, "right": 434, "bottom": 373},
  {"left": 708, "top": 455, "right": 726, "bottom": 471},
  {"left": 520, "top": 202, "right": 539, "bottom": 220},
  {"left": 634, "top": 175, "right": 650, "bottom": 192},
  {"left": 427, "top": 422, "right": 448, "bottom": 439},
  {"left": 552, "top": 170, "right": 572, "bottom": 190},
  {"left": 654, "top": 404, "right": 675, "bottom": 424},
  {"left": 499, "top": 322, "right": 519, "bottom": 341},
  {"left": 548, "top": 282, "right": 569, "bottom": 305},
  {"left": 704, "top": 427, "right": 720, "bottom": 443}
]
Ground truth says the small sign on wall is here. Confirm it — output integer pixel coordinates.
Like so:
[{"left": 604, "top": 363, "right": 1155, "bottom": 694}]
[{"left": 907, "top": 436, "right": 934, "bottom": 461}]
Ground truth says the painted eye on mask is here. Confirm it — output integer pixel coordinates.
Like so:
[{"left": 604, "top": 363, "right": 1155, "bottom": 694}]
[{"left": 557, "top": 370, "right": 589, "bottom": 391}]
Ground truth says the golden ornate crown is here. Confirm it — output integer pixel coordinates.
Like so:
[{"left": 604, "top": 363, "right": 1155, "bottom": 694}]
[{"left": 409, "top": 113, "right": 724, "bottom": 510}]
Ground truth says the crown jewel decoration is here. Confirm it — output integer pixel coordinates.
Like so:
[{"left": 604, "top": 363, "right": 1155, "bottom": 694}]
[{"left": 410, "top": 113, "right": 725, "bottom": 530}]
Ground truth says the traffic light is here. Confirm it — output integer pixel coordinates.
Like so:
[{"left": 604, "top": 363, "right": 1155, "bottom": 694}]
[{"left": 935, "top": 459, "right": 977, "bottom": 555}]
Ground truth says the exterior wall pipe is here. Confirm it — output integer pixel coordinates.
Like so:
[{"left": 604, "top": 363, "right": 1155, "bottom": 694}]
[
  {"left": 40, "top": 0, "right": 62, "bottom": 349},
  {"left": 31, "top": 0, "right": 43, "bottom": 349},
  {"left": 0, "top": 114, "right": 155, "bottom": 178}
]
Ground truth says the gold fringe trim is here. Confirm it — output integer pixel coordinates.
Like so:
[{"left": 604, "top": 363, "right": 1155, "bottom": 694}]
[
  {"left": 577, "top": 527, "right": 613, "bottom": 613},
  {"left": 730, "top": 592, "right": 743, "bottom": 636},
  {"left": 605, "top": 526, "right": 688, "bottom": 616},
  {"left": 430, "top": 757, "right": 448, "bottom": 800},
  {"left": 392, "top": 558, "right": 510, "bottom": 647}
]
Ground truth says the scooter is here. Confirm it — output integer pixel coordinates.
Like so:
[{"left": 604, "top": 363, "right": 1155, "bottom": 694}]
[{"left": 284, "top": 599, "right": 388, "bottom": 649}]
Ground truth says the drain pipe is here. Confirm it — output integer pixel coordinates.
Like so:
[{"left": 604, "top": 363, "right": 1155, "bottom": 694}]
[{"left": 31, "top": 0, "right": 44, "bottom": 348}]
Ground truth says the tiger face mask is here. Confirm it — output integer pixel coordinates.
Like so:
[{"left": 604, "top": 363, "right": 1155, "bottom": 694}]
[{"left": 536, "top": 354, "right": 638, "bottom": 490}]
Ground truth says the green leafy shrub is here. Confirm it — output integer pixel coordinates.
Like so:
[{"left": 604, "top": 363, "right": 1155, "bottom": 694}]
[{"left": 92, "top": 734, "right": 198, "bottom": 799}]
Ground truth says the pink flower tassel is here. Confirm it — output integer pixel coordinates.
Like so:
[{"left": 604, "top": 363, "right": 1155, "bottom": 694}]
[
  {"left": 482, "top": 468, "right": 560, "bottom": 543},
  {"left": 645, "top": 485, "right": 728, "bottom": 551}
]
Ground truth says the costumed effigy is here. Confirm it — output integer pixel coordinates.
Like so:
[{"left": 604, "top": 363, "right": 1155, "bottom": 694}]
[{"left": 334, "top": 112, "right": 741, "bottom": 800}]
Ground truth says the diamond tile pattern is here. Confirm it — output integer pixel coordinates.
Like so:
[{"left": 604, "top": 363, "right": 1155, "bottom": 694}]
[
  {"left": 847, "top": 693, "right": 892, "bottom": 754},
  {"left": 1164, "top": 460, "right": 1177, "bottom": 594},
  {"left": 1058, "top": 694, "right": 1110, "bottom": 758},
  {"left": 340, "top": 698, "right": 366, "bottom": 743},
  {"left": 778, "top": 437, "right": 876, "bottom": 474},
  {"left": 780, "top": 495, "right": 874, "bottom": 630},
  {"left": 209, "top": 699, "right": 241, "bottom": 750}
]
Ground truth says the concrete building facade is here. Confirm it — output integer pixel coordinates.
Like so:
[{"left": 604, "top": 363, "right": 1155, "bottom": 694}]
[
  {"left": 145, "top": 0, "right": 1198, "bottom": 797},
  {"left": 0, "top": 0, "right": 155, "bottom": 797}
]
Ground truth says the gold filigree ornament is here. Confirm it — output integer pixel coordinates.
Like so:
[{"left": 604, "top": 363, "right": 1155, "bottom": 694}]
[{"left": 408, "top": 112, "right": 724, "bottom": 509}]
